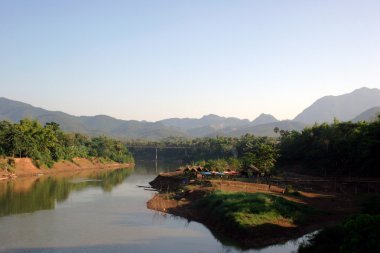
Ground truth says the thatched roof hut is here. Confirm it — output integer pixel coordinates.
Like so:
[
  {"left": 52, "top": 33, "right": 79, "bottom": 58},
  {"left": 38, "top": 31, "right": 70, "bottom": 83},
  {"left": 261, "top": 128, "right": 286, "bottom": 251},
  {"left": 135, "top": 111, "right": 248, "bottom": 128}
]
[
  {"left": 240, "top": 164, "right": 260, "bottom": 176},
  {"left": 248, "top": 165, "right": 260, "bottom": 173}
]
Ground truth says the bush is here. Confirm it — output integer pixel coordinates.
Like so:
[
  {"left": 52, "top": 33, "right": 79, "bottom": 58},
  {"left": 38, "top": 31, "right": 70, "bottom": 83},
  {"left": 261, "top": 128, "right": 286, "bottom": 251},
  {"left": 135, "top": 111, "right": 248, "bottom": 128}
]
[
  {"left": 298, "top": 214, "right": 380, "bottom": 253},
  {"left": 341, "top": 214, "right": 380, "bottom": 253},
  {"left": 7, "top": 158, "right": 15, "bottom": 167},
  {"left": 204, "top": 159, "right": 229, "bottom": 171}
]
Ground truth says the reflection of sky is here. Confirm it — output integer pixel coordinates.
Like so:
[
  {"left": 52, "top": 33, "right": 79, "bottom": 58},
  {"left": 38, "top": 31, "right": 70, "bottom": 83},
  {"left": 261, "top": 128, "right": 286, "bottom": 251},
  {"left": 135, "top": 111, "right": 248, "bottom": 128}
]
[{"left": 0, "top": 168, "right": 306, "bottom": 253}]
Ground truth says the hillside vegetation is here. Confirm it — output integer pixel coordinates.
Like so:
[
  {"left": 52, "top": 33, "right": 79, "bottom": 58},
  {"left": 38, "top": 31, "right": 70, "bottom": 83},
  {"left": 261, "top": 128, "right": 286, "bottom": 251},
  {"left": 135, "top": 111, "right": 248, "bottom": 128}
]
[{"left": 278, "top": 117, "right": 380, "bottom": 177}]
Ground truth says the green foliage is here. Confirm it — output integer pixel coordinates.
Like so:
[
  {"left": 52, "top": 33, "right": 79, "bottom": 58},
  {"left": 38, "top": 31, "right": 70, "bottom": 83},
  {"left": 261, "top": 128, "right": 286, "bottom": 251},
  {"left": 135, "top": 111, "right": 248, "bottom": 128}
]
[
  {"left": 299, "top": 196, "right": 380, "bottom": 253},
  {"left": 195, "top": 191, "right": 316, "bottom": 230},
  {"left": 227, "top": 157, "right": 241, "bottom": 170},
  {"left": 129, "top": 134, "right": 278, "bottom": 173},
  {"left": 278, "top": 119, "right": 380, "bottom": 176},
  {"left": 127, "top": 136, "right": 239, "bottom": 163},
  {"left": 204, "top": 159, "right": 229, "bottom": 171},
  {"left": 89, "top": 136, "right": 134, "bottom": 163},
  {"left": 0, "top": 119, "right": 134, "bottom": 166},
  {"left": 237, "top": 134, "right": 278, "bottom": 172},
  {"left": 299, "top": 214, "right": 380, "bottom": 253},
  {"left": 341, "top": 214, "right": 380, "bottom": 253}
]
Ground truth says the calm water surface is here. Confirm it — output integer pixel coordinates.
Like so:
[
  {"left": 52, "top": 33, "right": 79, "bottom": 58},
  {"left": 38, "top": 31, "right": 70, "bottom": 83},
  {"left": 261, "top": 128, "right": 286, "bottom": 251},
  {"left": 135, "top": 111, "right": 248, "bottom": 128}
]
[{"left": 0, "top": 162, "right": 306, "bottom": 253}]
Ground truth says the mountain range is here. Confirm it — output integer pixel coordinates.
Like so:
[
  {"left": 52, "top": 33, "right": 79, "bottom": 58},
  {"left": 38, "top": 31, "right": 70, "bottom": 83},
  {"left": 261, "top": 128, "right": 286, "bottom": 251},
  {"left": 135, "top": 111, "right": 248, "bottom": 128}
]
[
  {"left": 1, "top": 87, "right": 379, "bottom": 139},
  {"left": 294, "top": 87, "right": 380, "bottom": 123}
]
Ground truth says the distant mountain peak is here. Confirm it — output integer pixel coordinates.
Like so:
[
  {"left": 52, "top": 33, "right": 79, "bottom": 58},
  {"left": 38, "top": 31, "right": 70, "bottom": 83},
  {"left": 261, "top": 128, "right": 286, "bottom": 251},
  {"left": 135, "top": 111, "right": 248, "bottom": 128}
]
[
  {"left": 294, "top": 87, "right": 380, "bottom": 124},
  {"left": 354, "top": 86, "right": 375, "bottom": 91},
  {"left": 201, "top": 114, "right": 222, "bottom": 119},
  {"left": 251, "top": 113, "right": 278, "bottom": 126},
  {"left": 257, "top": 113, "right": 276, "bottom": 118}
]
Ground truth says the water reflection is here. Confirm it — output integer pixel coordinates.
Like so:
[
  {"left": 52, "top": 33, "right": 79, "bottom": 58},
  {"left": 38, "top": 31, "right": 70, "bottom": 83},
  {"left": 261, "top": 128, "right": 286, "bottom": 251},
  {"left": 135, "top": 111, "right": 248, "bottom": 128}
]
[
  {"left": 0, "top": 163, "right": 306, "bottom": 253},
  {"left": 0, "top": 168, "right": 133, "bottom": 217},
  {"left": 134, "top": 160, "right": 183, "bottom": 174}
]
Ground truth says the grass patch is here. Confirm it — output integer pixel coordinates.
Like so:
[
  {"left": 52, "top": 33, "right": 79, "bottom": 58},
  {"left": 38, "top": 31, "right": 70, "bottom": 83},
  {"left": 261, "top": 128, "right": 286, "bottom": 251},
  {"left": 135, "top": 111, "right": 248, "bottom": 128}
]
[{"left": 195, "top": 191, "right": 317, "bottom": 229}]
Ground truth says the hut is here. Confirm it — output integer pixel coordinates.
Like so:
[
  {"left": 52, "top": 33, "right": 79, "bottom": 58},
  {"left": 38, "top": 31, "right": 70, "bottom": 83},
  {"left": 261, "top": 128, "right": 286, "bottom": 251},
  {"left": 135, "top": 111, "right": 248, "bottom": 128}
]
[{"left": 240, "top": 164, "right": 260, "bottom": 178}]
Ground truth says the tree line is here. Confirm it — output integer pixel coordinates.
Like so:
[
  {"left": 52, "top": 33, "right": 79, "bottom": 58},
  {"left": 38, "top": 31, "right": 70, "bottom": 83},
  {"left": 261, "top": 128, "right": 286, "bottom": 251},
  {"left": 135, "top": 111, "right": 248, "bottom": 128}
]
[
  {"left": 127, "top": 117, "right": 380, "bottom": 177},
  {"left": 278, "top": 117, "right": 380, "bottom": 177},
  {"left": 3, "top": 117, "right": 378, "bottom": 177},
  {"left": 127, "top": 135, "right": 278, "bottom": 173},
  {"left": 0, "top": 119, "right": 134, "bottom": 167}
]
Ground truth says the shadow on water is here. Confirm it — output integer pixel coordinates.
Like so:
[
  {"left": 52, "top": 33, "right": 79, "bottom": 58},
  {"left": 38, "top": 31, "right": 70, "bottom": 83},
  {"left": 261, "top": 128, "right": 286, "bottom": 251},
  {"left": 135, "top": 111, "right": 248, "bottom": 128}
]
[{"left": 0, "top": 168, "right": 133, "bottom": 217}]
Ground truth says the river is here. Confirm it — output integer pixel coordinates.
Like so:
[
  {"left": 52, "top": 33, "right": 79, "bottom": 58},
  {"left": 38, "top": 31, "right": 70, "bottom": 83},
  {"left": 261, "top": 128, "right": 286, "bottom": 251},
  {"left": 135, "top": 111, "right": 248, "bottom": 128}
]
[{"left": 0, "top": 162, "right": 308, "bottom": 253}]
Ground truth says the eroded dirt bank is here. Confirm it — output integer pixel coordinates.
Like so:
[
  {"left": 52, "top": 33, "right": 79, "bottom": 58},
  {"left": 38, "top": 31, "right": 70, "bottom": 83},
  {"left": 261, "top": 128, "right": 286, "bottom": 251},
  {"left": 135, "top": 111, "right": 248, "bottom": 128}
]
[{"left": 1, "top": 157, "right": 133, "bottom": 179}]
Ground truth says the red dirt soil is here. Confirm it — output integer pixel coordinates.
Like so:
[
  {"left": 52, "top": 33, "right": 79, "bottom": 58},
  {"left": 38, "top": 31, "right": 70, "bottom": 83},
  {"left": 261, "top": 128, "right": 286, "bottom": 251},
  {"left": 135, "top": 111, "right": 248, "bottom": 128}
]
[{"left": 0, "top": 157, "right": 132, "bottom": 179}]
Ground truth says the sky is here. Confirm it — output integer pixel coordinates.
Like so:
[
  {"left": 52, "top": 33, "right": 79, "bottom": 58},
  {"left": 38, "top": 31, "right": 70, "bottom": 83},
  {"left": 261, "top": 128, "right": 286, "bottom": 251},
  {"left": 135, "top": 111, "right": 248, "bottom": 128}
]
[{"left": 1, "top": 0, "right": 380, "bottom": 122}]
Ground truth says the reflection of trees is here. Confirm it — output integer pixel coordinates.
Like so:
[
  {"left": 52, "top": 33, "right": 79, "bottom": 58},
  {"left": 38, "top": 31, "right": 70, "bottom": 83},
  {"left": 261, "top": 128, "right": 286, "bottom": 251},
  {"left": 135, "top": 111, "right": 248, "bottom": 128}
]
[
  {"left": 0, "top": 169, "right": 132, "bottom": 216},
  {"left": 134, "top": 161, "right": 183, "bottom": 174}
]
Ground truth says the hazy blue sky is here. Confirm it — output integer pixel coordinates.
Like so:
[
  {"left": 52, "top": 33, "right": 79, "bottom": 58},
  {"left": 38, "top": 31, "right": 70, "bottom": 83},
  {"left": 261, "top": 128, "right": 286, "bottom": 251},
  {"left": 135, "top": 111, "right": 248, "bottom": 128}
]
[{"left": 1, "top": 0, "right": 379, "bottom": 121}]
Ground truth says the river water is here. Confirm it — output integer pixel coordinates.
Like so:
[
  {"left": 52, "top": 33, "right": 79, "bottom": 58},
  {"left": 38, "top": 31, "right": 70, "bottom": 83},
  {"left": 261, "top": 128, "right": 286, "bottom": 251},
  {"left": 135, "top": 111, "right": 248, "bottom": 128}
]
[{"left": 0, "top": 162, "right": 307, "bottom": 253}]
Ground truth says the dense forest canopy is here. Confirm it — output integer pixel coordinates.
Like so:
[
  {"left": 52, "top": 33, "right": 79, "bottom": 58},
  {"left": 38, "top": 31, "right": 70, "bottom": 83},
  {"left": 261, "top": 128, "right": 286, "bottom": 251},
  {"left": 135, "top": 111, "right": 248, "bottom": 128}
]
[
  {"left": 278, "top": 117, "right": 380, "bottom": 177},
  {"left": 0, "top": 119, "right": 134, "bottom": 167}
]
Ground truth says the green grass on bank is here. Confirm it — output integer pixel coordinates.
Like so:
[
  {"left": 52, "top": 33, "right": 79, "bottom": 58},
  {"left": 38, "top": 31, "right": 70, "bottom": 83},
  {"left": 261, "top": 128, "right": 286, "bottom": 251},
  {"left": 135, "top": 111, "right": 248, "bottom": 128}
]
[{"left": 195, "top": 191, "right": 317, "bottom": 229}]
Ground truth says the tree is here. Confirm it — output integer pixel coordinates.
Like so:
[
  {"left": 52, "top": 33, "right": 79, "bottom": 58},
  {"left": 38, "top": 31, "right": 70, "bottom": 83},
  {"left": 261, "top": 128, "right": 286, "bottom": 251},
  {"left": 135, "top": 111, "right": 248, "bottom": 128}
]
[{"left": 0, "top": 119, "right": 134, "bottom": 167}]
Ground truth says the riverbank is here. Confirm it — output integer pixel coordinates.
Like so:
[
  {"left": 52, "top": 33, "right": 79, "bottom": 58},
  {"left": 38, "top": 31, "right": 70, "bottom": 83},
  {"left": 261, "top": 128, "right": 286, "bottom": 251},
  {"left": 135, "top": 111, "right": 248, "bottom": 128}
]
[
  {"left": 147, "top": 171, "right": 360, "bottom": 249},
  {"left": 0, "top": 157, "right": 133, "bottom": 179}
]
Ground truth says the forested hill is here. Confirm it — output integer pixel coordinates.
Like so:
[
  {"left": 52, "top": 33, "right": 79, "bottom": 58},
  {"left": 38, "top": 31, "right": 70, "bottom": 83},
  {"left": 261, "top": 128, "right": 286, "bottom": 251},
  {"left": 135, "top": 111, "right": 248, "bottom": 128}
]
[{"left": 158, "top": 114, "right": 251, "bottom": 131}]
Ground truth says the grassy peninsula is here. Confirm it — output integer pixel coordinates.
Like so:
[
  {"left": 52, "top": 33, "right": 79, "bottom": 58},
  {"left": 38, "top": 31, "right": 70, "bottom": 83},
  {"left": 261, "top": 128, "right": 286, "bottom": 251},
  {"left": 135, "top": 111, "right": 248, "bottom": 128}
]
[{"left": 147, "top": 173, "right": 346, "bottom": 249}]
